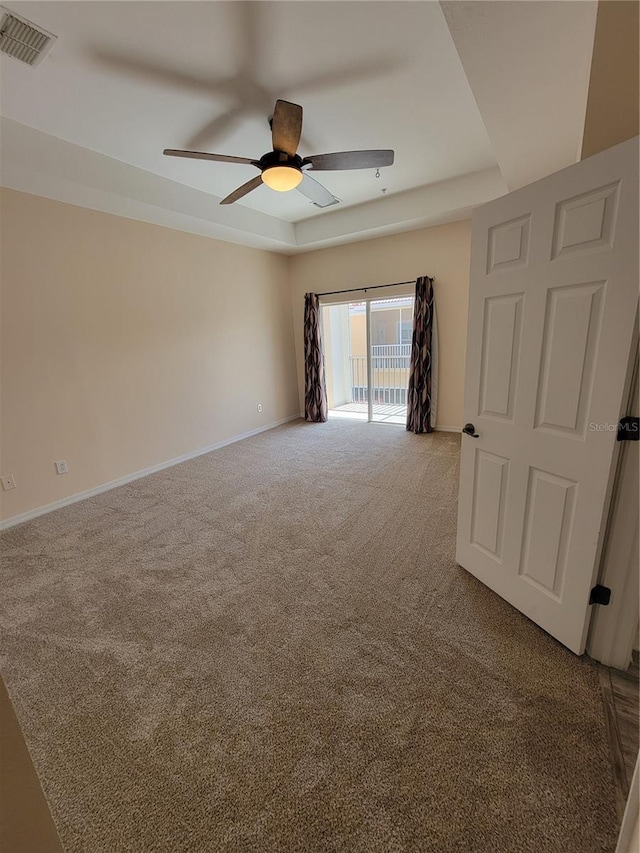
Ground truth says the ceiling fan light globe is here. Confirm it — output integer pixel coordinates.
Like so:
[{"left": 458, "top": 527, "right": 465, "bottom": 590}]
[{"left": 262, "top": 166, "right": 303, "bottom": 192}]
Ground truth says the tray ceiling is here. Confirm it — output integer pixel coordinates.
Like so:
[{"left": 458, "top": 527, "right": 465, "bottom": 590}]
[{"left": 0, "top": 1, "right": 597, "bottom": 252}]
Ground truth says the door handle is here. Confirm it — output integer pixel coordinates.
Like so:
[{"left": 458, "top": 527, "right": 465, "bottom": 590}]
[{"left": 462, "top": 423, "right": 479, "bottom": 438}]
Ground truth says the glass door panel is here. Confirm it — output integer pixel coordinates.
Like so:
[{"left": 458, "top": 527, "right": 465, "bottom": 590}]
[
  {"left": 322, "top": 302, "right": 367, "bottom": 419},
  {"left": 322, "top": 295, "right": 413, "bottom": 424},
  {"left": 370, "top": 297, "right": 413, "bottom": 424}
]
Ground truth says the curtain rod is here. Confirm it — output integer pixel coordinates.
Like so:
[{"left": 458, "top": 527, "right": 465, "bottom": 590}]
[{"left": 317, "top": 279, "right": 422, "bottom": 297}]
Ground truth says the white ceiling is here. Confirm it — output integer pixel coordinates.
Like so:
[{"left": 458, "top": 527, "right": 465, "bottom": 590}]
[{"left": 0, "top": 1, "right": 598, "bottom": 253}]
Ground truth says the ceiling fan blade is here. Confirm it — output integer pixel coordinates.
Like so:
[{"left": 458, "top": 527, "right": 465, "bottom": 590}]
[
  {"left": 220, "top": 175, "right": 264, "bottom": 205},
  {"left": 296, "top": 174, "right": 340, "bottom": 209},
  {"left": 284, "top": 56, "right": 402, "bottom": 99},
  {"left": 185, "top": 105, "right": 247, "bottom": 150},
  {"left": 271, "top": 100, "right": 303, "bottom": 156},
  {"left": 302, "top": 150, "right": 394, "bottom": 171},
  {"left": 164, "top": 149, "right": 259, "bottom": 166},
  {"left": 90, "top": 49, "right": 217, "bottom": 96}
]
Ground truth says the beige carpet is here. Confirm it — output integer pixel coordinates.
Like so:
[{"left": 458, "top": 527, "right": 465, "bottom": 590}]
[{"left": 0, "top": 420, "right": 619, "bottom": 852}]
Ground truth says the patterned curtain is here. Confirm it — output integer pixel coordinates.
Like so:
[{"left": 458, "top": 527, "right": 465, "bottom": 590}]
[
  {"left": 406, "top": 276, "right": 435, "bottom": 433},
  {"left": 304, "top": 293, "right": 328, "bottom": 423}
]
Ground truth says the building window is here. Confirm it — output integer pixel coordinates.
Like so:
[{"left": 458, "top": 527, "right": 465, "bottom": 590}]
[{"left": 398, "top": 320, "right": 413, "bottom": 344}]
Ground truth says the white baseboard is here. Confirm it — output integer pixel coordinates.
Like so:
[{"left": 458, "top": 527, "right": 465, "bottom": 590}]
[{"left": 0, "top": 414, "right": 302, "bottom": 531}]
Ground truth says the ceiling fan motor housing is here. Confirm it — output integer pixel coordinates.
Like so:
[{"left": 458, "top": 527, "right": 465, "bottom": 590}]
[{"left": 258, "top": 151, "right": 303, "bottom": 172}]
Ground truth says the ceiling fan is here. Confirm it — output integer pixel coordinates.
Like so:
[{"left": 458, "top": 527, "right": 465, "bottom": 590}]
[{"left": 164, "top": 99, "right": 394, "bottom": 208}]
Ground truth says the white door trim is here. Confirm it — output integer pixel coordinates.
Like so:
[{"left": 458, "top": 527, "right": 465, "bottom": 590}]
[
  {"left": 616, "top": 754, "right": 639, "bottom": 853},
  {"left": 588, "top": 335, "right": 639, "bottom": 669}
]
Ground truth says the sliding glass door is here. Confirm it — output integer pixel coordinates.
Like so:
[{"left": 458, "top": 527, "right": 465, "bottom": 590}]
[{"left": 322, "top": 296, "right": 414, "bottom": 425}]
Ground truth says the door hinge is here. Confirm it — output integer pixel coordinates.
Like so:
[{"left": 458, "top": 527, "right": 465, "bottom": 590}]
[
  {"left": 589, "top": 585, "right": 611, "bottom": 606},
  {"left": 617, "top": 416, "right": 639, "bottom": 441}
]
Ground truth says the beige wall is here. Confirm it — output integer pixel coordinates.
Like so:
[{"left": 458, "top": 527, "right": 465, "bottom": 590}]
[
  {"left": 0, "top": 189, "right": 299, "bottom": 521},
  {"left": 581, "top": 0, "right": 639, "bottom": 159},
  {"left": 290, "top": 219, "right": 472, "bottom": 430}
]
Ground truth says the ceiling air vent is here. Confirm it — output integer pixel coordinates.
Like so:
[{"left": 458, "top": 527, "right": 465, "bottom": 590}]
[{"left": 0, "top": 7, "right": 57, "bottom": 67}]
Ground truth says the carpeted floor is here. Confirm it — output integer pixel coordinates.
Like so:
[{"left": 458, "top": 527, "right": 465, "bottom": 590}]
[{"left": 0, "top": 420, "right": 619, "bottom": 852}]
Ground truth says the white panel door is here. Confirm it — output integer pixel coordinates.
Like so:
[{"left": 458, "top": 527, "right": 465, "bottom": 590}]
[{"left": 456, "top": 136, "right": 639, "bottom": 654}]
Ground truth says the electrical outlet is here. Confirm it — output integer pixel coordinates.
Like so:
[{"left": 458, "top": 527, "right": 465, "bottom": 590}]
[
  {"left": 55, "top": 460, "right": 69, "bottom": 475},
  {"left": 1, "top": 475, "right": 16, "bottom": 491},
  {"left": 257, "top": 403, "right": 263, "bottom": 413}
]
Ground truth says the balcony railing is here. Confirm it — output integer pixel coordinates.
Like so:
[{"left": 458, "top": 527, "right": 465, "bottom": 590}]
[{"left": 350, "top": 344, "right": 411, "bottom": 405}]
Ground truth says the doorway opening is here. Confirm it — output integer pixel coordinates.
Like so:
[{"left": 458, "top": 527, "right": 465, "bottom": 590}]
[{"left": 322, "top": 296, "right": 414, "bottom": 424}]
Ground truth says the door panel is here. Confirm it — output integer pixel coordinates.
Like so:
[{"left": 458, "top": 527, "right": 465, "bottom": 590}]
[
  {"left": 471, "top": 450, "right": 509, "bottom": 561},
  {"left": 487, "top": 214, "right": 531, "bottom": 273},
  {"left": 519, "top": 467, "right": 576, "bottom": 598},
  {"left": 551, "top": 181, "right": 619, "bottom": 258},
  {"left": 535, "top": 282, "right": 605, "bottom": 435},
  {"left": 479, "top": 294, "right": 523, "bottom": 421},
  {"left": 456, "top": 137, "right": 639, "bottom": 654}
]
